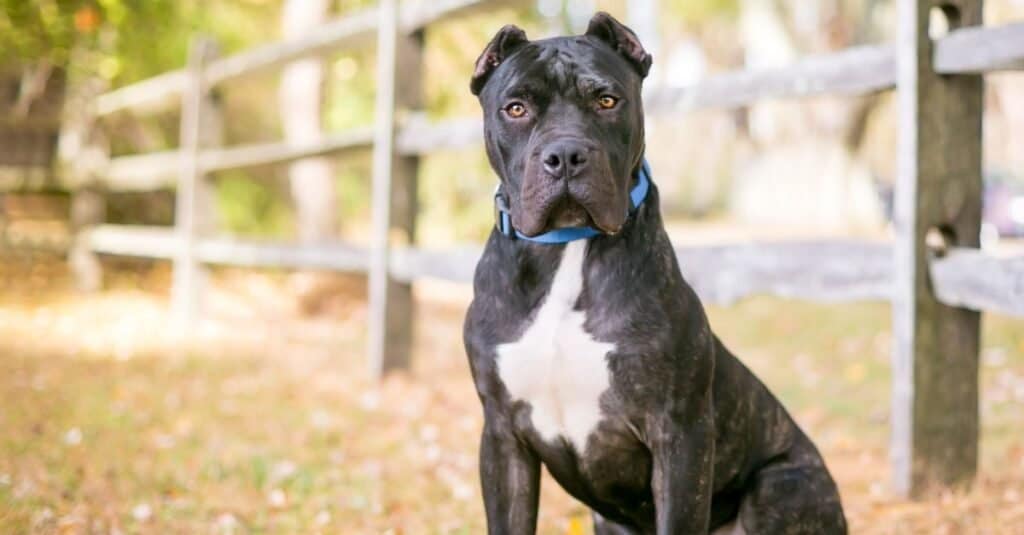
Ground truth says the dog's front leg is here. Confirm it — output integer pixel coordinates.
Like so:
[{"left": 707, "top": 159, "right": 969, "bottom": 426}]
[
  {"left": 648, "top": 399, "right": 715, "bottom": 534},
  {"left": 479, "top": 419, "right": 541, "bottom": 534}
]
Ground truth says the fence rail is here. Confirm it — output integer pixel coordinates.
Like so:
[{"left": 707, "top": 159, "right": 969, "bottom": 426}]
[
  {"left": 931, "top": 247, "right": 1024, "bottom": 316},
  {"left": 102, "top": 128, "right": 376, "bottom": 190},
  {"left": 84, "top": 223, "right": 1024, "bottom": 318},
  {"left": 934, "top": 21, "right": 1024, "bottom": 73},
  {"left": 62, "top": 0, "right": 1024, "bottom": 500},
  {"left": 645, "top": 44, "right": 896, "bottom": 111},
  {"left": 82, "top": 21, "right": 1024, "bottom": 193},
  {"left": 92, "top": 20, "right": 1024, "bottom": 120},
  {"left": 96, "top": 116, "right": 485, "bottom": 191}
]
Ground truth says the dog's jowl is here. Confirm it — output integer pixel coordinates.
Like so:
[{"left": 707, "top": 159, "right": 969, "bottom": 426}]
[{"left": 463, "top": 12, "right": 847, "bottom": 535}]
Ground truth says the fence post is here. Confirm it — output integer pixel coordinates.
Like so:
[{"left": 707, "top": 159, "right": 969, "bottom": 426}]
[
  {"left": 171, "top": 37, "right": 221, "bottom": 334},
  {"left": 64, "top": 93, "right": 110, "bottom": 292},
  {"left": 387, "top": 27, "right": 424, "bottom": 370},
  {"left": 892, "top": 0, "right": 983, "bottom": 497},
  {"left": 69, "top": 187, "right": 105, "bottom": 291},
  {"left": 368, "top": 0, "right": 419, "bottom": 377}
]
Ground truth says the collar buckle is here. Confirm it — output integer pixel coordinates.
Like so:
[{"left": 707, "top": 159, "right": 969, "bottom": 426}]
[{"left": 494, "top": 191, "right": 516, "bottom": 239}]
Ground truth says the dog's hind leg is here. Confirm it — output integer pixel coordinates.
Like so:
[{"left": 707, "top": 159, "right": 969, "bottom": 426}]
[
  {"left": 592, "top": 512, "right": 641, "bottom": 535},
  {"left": 735, "top": 462, "right": 847, "bottom": 535}
]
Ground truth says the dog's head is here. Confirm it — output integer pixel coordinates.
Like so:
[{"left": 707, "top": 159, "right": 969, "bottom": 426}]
[{"left": 471, "top": 12, "right": 651, "bottom": 237}]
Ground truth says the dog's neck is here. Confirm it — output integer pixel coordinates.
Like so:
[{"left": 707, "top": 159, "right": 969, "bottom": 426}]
[{"left": 480, "top": 179, "right": 666, "bottom": 302}]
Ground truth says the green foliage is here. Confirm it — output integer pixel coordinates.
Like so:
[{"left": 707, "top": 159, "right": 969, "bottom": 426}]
[
  {"left": 418, "top": 151, "right": 497, "bottom": 243},
  {"left": 325, "top": 51, "right": 376, "bottom": 131},
  {"left": 98, "top": 0, "right": 278, "bottom": 84},
  {"left": 0, "top": 0, "right": 89, "bottom": 66},
  {"left": 0, "top": 1, "right": 277, "bottom": 84},
  {"left": 215, "top": 172, "right": 292, "bottom": 238},
  {"left": 335, "top": 161, "right": 372, "bottom": 222}
]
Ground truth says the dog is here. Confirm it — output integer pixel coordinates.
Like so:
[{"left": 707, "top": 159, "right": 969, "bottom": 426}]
[{"left": 462, "top": 12, "right": 847, "bottom": 534}]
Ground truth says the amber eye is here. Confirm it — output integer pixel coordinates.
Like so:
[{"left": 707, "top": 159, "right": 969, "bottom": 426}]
[
  {"left": 597, "top": 95, "right": 619, "bottom": 109},
  {"left": 504, "top": 102, "right": 527, "bottom": 118}
]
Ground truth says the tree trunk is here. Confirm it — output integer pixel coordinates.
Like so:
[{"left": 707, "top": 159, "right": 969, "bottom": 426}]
[
  {"left": 280, "top": 0, "right": 338, "bottom": 313},
  {"left": 280, "top": 0, "right": 335, "bottom": 243}
]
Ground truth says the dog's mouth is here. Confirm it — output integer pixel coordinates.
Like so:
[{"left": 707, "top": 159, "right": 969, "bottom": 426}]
[
  {"left": 514, "top": 191, "right": 625, "bottom": 237},
  {"left": 545, "top": 197, "right": 594, "bottom": 229}
]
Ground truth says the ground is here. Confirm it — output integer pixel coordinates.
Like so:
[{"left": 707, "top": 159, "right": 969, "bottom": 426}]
[{"left": 1, "top": 255, "right": 1022, "bottom": 534}]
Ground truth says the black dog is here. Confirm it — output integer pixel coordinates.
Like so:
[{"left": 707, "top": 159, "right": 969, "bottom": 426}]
[{"left": 463, "top": 12, "right": 847, "bottom": 534}]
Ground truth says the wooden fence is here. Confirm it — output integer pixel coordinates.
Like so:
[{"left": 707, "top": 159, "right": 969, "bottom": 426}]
[{"left": 63, "top": 0, "right": 1023, "bottom": 498}]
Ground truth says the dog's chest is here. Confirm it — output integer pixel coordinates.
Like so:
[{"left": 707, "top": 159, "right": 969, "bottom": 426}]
[{"left": 496, "top": 241, "right": 615, "bottom": 453}]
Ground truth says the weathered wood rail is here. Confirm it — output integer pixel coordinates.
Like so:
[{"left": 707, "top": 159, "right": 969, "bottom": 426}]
[{"left": 64, "top": 0, "right": 1024, "bottom": 498}]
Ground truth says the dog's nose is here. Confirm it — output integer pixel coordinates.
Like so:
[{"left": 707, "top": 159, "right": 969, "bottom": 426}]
[{"left": 541, "top": 141, "right": 588, "bottom": 177}]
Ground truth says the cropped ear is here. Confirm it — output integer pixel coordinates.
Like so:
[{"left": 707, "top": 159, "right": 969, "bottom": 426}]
[
  {"left": 470, "top": 25, "right": 529, "bottom": 95},
  {"left": 585, "top": 12, "right": 652, "bottom": 78}
]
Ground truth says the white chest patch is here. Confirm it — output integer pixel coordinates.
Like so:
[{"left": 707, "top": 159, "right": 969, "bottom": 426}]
[{"left": 495, "top": 240, "right": 615, "bottom": 453}]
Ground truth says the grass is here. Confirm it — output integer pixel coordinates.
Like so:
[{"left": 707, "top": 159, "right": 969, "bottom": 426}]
[{"left": 0, "top": 259, "right": 1022, "bottom": 533}]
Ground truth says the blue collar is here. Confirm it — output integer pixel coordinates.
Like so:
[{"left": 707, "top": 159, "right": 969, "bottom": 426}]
[{"left": 494, "top": 159, "right": 652, "bottom": 244}]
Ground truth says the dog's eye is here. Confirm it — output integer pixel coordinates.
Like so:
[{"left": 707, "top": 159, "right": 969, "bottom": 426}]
[
  {"left": 504, "top": 102, "right": 527, "bottom": 118},
  {"left": 597, "top": 95, "right": 619, "bottom": 109}
]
